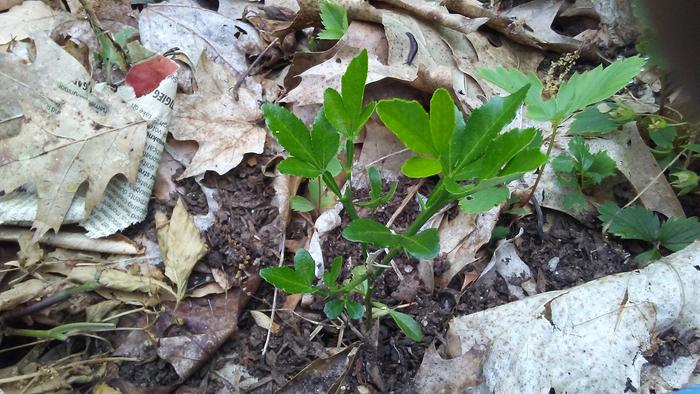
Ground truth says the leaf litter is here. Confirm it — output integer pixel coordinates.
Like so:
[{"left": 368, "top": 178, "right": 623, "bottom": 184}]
[{"left": 0, "top": 0, "right": 699, "bottom": 392}]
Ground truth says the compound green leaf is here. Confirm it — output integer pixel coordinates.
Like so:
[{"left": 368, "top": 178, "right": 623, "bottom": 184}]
[
  {"left": 345, "top": 300, "right": 365, "bottom": 320},
  {"left": 318, "top": 0, "right": 348, "bottom": 40},
  {"left": 599, "top": 203, "right": 660, "bottom": 243},
  {"left": 277, "top": 157, "right": 322, "bottom": 178},
  {"left": 658, "top": 217, "right": 700, "bottom": 252}
]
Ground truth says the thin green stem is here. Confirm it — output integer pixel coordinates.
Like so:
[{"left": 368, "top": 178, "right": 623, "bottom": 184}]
[
  {"left": 525, "top": 120, "right": 561, "bottom": 204},
  {"left": 333, "top": 181, "right": 450, "bottom": 297},
  {"left": 321, "top": 170, "right": 359, "bottom": 220}
]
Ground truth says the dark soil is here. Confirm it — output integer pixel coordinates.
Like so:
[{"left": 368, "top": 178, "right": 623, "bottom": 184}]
[
  {"left": 118, "top": 153, "right": 281, "bottom": 388},
  {"left": 201, "top": 178, "right": 641, "bottom": 393}
]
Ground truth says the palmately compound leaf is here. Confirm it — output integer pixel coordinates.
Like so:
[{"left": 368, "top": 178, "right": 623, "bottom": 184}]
[
  {"left": 323, "top": 49, "right": 374, "bottom": 138},
  {"left": 342, "top": 219, "right": 400, "bottom": 248},
  {"left": 459, "top": 186, "right": 510, "bottom": 214},
  {"left": 323, "top": 299, "right": 345, "bottom": 320},
  {"left": 400, "top": 229, "right": 440, "bottom": 260},
  {"left": 479, "top": 56, "right": 645, "bottom": 122},
  {"left": 453, "top": 86, "right": 530, "bottom": 172},
  {"left": 388, "top": 310, "right": 423, "bottom": 342},
  {"left": 569, "top": 106, "right": 621, "bottom": 135},
  {"left": 263, "top": 103, "right": 340, "bottom": 178},
  {"left": 317, "top": 0, "right": 348, "bottom": 40},
  {"left": 556, "top": 137, "right": 617, "bottom": 190},
  {"left": 598, "top": 203, "right": 661, "bottom": 243},
  {"left": 658, "top": 216, "right": 700, "bottom": 252},
  {"left": 554, "top": 56, "right": 645, "bottom": 121}
]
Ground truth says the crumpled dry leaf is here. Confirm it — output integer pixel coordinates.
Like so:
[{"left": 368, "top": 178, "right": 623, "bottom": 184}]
[
  {"left": 437, "top": 207, "right": 501, "bottom": 287},
  {"left": 250, "top": 310, "right": 281, "bottom": 334},
  {"left": 447, "top": 242, "right": 700, "bottom": 393},
  {"left": 69, "top": 266, "right": 166, "bottom": 294},
  {"left": 0, "top": 1, "right": 63, "bottom": 45},
  {"left": 444, "top": 0, "right": 582, "bottom": 53},
  {"left": 378, "top": 0, "right": 486, "bottom": 35},
  {"left": 169, "top": 54, "right": 266, "bottom": 178},
  {"left": 0, "top": 227, "right": 143, "bottom": 254},
  {"left": 283, "top": 43, "right": 414, "bottom": 106},
  {"left": 0, "top": 278, "right": 46, "bottom": 312},
  {"left": 155, "top": 198, "right": 208, "bottom": 303},
  {"left": 0, "top": 36, "right": 147, "bottom": 238},
  {"left": 276, "top": 344, "right": 361, "bottom": 394},
  {"left": 412, "top": 343, "right": 485, "bottom": 394},
  {"left": 139, "top": 1, "right": 263, "bottom": 75}
]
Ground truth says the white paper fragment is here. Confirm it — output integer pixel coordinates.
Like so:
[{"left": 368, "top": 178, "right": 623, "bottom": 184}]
[
  {"left": 81, "top": 73, "right": 178, "bottom": 237},
  {"left": 448, "top": 242, "right": 700, "bottom": 394}
]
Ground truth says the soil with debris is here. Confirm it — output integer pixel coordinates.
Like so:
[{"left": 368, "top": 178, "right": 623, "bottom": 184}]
[{"left": 201, "top": 179, "right": 647, "bottom": 393}]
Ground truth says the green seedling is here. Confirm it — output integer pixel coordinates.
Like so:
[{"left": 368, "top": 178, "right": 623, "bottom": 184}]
[
  {"left": 552, "top": 136, "right": 617, "bottom": 208},
  {"left": 479, "top": 56, "right": 645, "bottom": 201},
  {"left": 261, "top": 49, "right": 544, "bottom": 341},
  {"left": 599, "top": 202, "right": 700, "bottom": 263}
]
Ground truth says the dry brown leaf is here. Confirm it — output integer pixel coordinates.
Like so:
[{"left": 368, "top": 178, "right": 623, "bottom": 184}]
[
  {"left": 377, "top": 0, "right": 486, "bottom": 35},
  {"left": 66, "top": 0, "right": 136, "bottom": 26},
  {"left": 250, "top": 310, "right": 281, "bottom": 334},
  {"left": 0, "top": 227, "right": 143, "bottom": 254},
  {"left": 169, "top": 54, "right": 266, "bottom": 178},
  {"left": 412, "top": 343, "right": 485, "bottom": 393},
  {"left": 444, "top": 0, "right": 582, "bottom": 53},
  {"left": 283, "top": 44, "right": 414, "bottom": 106},
  {"left": 0, "top": 1, "right": 63, "bottom": 45},
  {"left": 69, "top": 266, "right": 167, "bottom": 294},
  {"left": 139, "top": 1, "right": 263, "bottom": 76},
  {"left": 0, "top": 36, "right": 147, "bottom": 238},
  {"left": 0, "top": 278, "right": 47, "bottom": 312},
  {"left": 155, "top": 198, "right": 208, "bottom": 303}
]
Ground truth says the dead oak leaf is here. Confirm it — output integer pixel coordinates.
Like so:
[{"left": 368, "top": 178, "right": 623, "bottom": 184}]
[
  {"left": 0, "top": 36, "right": 147, "bottom": 238},
  {"left": 155, "top": 197, "right": 208, "bottom": 304},
  {"left": 169, "top": 54, "right": 266, "bottom": 179}
]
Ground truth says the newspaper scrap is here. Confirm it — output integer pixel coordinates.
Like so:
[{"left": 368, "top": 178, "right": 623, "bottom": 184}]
[{"left": 0, "top": 35, "right": 177, "bottom": 239}]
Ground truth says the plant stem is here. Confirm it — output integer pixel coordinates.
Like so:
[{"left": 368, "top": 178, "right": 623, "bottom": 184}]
[
  {"left": 0, "top": 281, "right": 98, "bottom": 323},
  {"left": 321, "top": 171, "right": 359, "bottom": 220},
  {"left": 524, "top": 120, "right": 561, "bottom": 204},
  {"left": 334, "top": 181, "right": 450, "bottom": 297}
]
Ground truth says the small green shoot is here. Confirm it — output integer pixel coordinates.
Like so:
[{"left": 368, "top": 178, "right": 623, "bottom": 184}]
[
  {"left": 261, "top": 49, "right": 545, "bottom": 341},
  {"left": 552, "top": 136, "right": 617, "bottom": 208},
  {"left": 479, "top": 56, "right": 645, "bottom": 201},
  {"left": 318, "top": 1, "right": 349, "bottom": 40},
  {"left": 599, "top": 203, "right": 700, "bottom": 263}
]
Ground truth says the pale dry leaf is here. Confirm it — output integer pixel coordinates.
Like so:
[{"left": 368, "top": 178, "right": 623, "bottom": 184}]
[
  {"left": 0, "top": 227, "right": 143, "bottom": 254},
  {"left": 69, "top": 266, "right": 167, "bottom": 294},
  {"left": 156, "top": 198, "right": 208, "bottom": 302},
  {"left": 352, "top": 118, "right": 412, "bottom": 188},
  {"left": 0, "top": 1, "right": 62, "bottom": 45},
  {"left": 17, "top": 232, "right": 44, "bottom": 269},
  {"left": 377, "top": 0, "right": 486, "bottom": 35},
  {"left": 0, "top": 36, "right": 147, "bottom": 238},
  {"left": 413, "top": 343, "right": 485, "bottom": 394},
  {"left": 85, "top": 299, "right": 122, "bottom": 322},
  {"left": 169, "top": 54, "right": 266, "bottom": 178},
  {"left": 283, "top": 45, "right": 414, "bottom": 106},
  {"left": 0, "top": 278, "right": 46, "bottom": 312},
  {"left": 250, "top": 310, "right": 281, "bottom": 334},
  {"left": 66, "top": 0, "right": 136, "bottom": 26},
  {"left": 139, "top": 1, "right": 263, "bottom": 75},
  {"left": 502, "top": 0, "right": 581, "bottom": 50}
]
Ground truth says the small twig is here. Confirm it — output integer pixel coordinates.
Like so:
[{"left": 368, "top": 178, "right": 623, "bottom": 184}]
[
  {"left": 230, "top": 38, "right": 279, "bottom": 101},
  {"left": 365, "top": 148, "right": 410, "bottom": 168},
  {"left": 530, "top": 195, "right": 547, "bottom": 241},
  {"left": 387, "top": 179, "right": 424, "bottom": 228}
]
